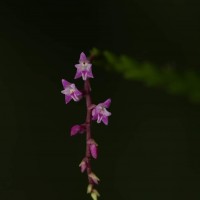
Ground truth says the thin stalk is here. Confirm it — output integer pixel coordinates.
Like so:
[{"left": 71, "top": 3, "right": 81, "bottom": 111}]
[{"left": 84, "top": 79, "right": 93, "bottom": 184}]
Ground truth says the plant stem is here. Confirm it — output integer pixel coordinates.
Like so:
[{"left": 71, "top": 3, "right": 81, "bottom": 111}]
[{"left": 84, "top": 79, "right": 93, "bottom": 184}]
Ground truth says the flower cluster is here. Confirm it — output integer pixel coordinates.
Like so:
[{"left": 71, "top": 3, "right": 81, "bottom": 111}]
[{"left": 61, "top": 52, "right": 111, "bottom": 200}]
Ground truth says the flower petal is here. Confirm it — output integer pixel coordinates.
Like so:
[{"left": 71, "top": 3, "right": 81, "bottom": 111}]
[
  {"left": 79, "top": 52, "right": 88, "bottom": 63},
  {"left": 86, "top": 63, "right": 92, "bottom": 70},
  {"left": 65, "top": 95, "right": 72, "bottom": 104},
  {"left": 61, "top": 79, "right": 71, "bottom": 88},
  {"left": 74, "top": 71, "right": 82, "bottom": 79},
  {"left": 92, "top": 114, "right": 98, "bottom": 120},
  {"left": 75, "top": 64, "right": 82, "bottom": 69},
  {"left": 103, "top": 98, "right": 111, "bottom": 108},
  {"left": 103, "top": 109, "right": 111, "bottom": 117},
  {"left": 81, "top": 71, "right": 88, "bottom": 80},
  {"left": 97, "top": 114, "right": 103, "bottom": 123},
  {"left": 71, "top": 93, "right": 78, "bottom": 101},
  {"left": 71, "top": 88, "right": 82, "bottom": 101},
  {"left": 61, "top": 89, "right": 67, "bottom": 95},
  {"left": 87, "top": 68, "right": 94, "bottom": 78},
  {"left": 102, "top": 116, "right": 108, "bottom": 125},
  {"left": 92, "top": 108, "right": 96, "bottom": 117}
]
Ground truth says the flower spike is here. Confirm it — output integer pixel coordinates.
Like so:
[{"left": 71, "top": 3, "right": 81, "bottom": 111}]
[{"left": 61, "top": 52, "right": 112, "bottom": 200}]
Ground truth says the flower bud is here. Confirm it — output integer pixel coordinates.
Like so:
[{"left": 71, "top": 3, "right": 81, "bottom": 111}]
[
  {"left": 87, "top": 184, "right": 93, "bottom": 194},
  {"left": 79, "top": 159, "right": 87, "bottom": 173},
  {"left": 70, "top": 124, "right": 85, "bottom": 136},
  {"left": 90, "top": 143, "right": 98, "bottom": 159},
  {"left": 91, "top": 189, "right": 100, "bottom": 200},
  {"left": 88, "top": 172, "right": 100, "bottom": 184},
  {"left": 87, "top": 139, "right": 98, "bottom": 159}
]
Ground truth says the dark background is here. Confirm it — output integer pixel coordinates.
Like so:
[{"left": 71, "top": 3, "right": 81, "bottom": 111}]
[{"left": 1, "top": 0, "right": 200, "bottom": 199}]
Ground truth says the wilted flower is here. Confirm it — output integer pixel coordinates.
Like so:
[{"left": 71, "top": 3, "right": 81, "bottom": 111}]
[
  {"left": 92, "top": 98, "right": 111, "bottom": 125},
  {"left": 74, "top": 52, "right": 94, "bottom": 80},
  {"left": 61, "top": 79, "right": 82, "bottom": 104}
]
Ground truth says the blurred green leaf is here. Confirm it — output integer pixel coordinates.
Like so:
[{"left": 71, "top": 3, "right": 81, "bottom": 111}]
[{"left": 90, "top": 48, "right": 200, "bottom": 103}]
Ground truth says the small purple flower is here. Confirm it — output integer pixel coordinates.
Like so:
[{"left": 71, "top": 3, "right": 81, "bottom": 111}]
[
  {"left": 74, "top": 52, "right": 94, "bottom": 80},
  {"left": 61, "top": 79, "right": 82, "bottom": 104},
  {"left": 70, "top": 124, "right": 86, "bottom": 136},
  {"left": 92, "top": 98, "right": 111, "bottom": 125},
  {"left": 87, "top": 139, "right": 98, "bottom": 159}
]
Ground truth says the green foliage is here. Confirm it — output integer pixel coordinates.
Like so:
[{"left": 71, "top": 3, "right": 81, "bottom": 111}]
[{"left": 90, "top": 48, "right": 200, "bottom": 103}]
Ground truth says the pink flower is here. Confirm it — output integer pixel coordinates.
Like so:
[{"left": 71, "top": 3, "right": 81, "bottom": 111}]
[
  {"left": 74, "top": 52, "right": 94, "bottom": 80},
  {"left": 70, "top": 124, "right": 86, "bottom": 136},
  {"left": 61, "top": 79, "right": 82, "bottom": 104},
  {"left": 92, "top": 98, "right": 111, "bottom": 125},
  {"left": 87, "top": 139, "right": 98, "bottom": 159}
]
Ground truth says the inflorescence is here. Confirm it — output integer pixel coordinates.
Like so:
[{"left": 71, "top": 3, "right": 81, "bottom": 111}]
[{"left": 61, "top": 52, "right": 111, "bottom": 200}]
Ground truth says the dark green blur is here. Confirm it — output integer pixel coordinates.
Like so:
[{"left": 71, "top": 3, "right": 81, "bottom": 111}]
[{"left": 91, "top": 48, "right": 200, "bottom": 103}]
